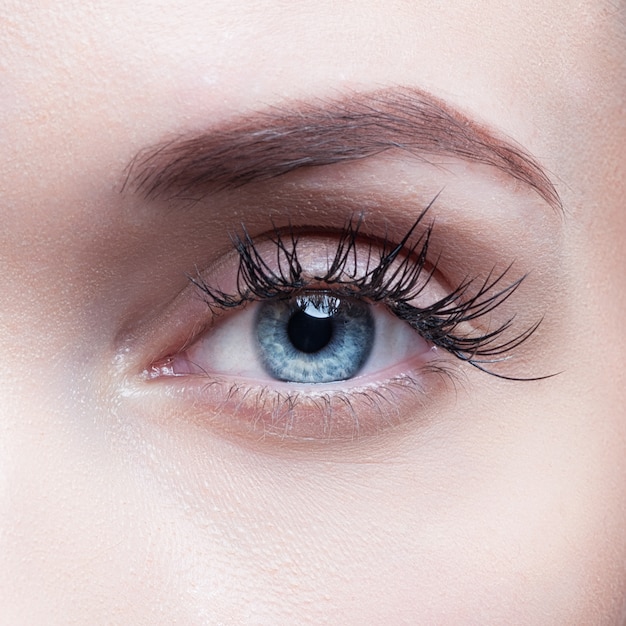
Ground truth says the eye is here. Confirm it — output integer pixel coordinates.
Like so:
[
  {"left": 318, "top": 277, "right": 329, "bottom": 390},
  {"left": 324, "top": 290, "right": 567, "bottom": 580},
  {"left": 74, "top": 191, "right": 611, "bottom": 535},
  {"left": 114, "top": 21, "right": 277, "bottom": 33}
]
[
  {"left": 144, "top": 204, "right": 538, "bottom": 443},
  {"left": 167, "top": 291, "right": 432, "bottom": 384}
]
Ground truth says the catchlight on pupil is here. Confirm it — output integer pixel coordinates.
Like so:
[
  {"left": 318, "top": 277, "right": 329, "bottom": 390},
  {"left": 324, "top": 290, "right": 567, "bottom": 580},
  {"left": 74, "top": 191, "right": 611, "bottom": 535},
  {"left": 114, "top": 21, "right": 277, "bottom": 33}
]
[
  {"left": 255, "top": 293, "right": 375, "bottom": 383},
  {"left": 287, "top": 295, "right": 338, "bottom": 354}
]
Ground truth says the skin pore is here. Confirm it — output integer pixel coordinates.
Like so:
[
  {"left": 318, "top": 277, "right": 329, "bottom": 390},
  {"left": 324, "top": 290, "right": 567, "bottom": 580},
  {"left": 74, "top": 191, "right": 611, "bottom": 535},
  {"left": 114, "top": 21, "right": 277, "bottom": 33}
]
[{"left": 0, "top": 1, "right": 625, "bottom": 624}]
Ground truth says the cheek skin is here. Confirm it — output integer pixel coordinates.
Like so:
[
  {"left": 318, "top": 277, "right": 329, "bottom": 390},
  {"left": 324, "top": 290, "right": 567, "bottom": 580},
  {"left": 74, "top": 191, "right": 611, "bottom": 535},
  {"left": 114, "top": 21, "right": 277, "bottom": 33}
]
[
  {"left": 2, "top": 391, "right": 626, "bottom": 624},
  {"left": 146, "top": 380, "right": 626, "bottom": 623},
  {"left": 9, "top": 377, "right": 623, "bottom": 624}
]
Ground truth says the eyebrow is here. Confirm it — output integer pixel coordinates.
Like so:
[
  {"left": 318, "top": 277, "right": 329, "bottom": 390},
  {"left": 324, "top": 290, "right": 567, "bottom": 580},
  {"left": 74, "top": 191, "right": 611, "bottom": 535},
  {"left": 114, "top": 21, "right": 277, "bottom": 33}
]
[{"left": 123, "top": 87, "right": 561, "bottom": 210}]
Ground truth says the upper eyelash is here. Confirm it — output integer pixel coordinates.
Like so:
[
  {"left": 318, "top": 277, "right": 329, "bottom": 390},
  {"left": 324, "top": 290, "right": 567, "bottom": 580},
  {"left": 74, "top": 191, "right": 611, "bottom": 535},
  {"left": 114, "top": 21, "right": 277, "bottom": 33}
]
[{"left": 190, "top": 198, "right": 543, "bottom": 381}]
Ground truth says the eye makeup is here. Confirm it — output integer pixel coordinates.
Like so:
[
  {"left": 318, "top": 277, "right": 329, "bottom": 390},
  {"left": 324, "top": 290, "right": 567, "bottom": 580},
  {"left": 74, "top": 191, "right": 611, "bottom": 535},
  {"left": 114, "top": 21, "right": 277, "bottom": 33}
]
[{"left": 141, "top": 196, "right": 546, "bottom": 443}]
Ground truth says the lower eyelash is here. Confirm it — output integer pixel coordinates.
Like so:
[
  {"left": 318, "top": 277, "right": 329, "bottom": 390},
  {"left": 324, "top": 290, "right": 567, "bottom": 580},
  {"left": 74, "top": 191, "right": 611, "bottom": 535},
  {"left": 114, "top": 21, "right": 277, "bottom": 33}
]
[
  {"left": 190, "top": 197, "right": 542, "bottom": 380},
  {"left": 182, "top": 362, "right": 460, "bottom": 442}
]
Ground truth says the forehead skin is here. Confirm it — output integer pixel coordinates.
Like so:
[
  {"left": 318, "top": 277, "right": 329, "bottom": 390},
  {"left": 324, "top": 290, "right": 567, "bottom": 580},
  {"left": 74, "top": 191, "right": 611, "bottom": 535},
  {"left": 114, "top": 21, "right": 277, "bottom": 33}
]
[{"left": 0, "top": 1, "right": 625, "bottom": 624}]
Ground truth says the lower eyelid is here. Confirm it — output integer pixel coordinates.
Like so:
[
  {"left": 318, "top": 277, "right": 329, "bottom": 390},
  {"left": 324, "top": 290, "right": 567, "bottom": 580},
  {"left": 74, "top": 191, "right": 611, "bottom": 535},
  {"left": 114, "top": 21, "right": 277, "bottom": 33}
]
[{"left": 140, "top": 357, "right": 453, "bottom": 443}]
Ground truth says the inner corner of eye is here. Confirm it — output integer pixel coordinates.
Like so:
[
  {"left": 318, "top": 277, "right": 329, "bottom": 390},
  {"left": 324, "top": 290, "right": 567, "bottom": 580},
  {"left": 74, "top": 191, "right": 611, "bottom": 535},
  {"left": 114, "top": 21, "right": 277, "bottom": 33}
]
[{"left": 143, "top": 355, "right": 176, "bottom": 379}]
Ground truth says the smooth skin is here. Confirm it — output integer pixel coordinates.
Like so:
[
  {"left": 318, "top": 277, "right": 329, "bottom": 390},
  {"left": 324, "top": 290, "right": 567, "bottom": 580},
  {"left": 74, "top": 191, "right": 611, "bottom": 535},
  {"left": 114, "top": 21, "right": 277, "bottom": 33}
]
[{"left": 1, "top": 1, "right": 625, "bottom": 624}]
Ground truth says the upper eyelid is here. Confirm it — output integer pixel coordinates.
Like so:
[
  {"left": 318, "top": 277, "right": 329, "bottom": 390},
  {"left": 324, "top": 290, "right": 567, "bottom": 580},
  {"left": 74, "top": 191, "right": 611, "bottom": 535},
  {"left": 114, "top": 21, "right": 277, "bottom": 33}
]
[
  {"left": 188, "top": 208, "right": 544, "bottom": 381},
  {"left": 189, "top": 204, "right": 436, "bottom": 307}
]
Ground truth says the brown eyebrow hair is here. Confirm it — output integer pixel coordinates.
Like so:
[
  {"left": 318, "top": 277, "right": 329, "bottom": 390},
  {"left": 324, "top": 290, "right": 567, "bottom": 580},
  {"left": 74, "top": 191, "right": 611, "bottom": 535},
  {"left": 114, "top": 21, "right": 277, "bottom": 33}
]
[{"left": 123, "top": 87, "right": 561, "bottom": 210}]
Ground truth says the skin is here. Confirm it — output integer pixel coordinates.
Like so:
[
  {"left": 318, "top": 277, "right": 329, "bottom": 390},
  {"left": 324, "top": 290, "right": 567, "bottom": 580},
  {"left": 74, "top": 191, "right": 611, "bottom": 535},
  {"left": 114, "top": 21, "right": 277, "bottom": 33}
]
[{"left": 1, "top": 1, "right": 625, "bottom": 624}]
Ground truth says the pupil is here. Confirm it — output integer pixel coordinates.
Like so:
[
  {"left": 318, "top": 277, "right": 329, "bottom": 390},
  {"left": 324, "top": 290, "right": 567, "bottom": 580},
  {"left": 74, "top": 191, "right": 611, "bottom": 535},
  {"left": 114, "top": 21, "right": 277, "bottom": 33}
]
[{"left": 287, "top": 309, "right": 334, "bottom": 353}]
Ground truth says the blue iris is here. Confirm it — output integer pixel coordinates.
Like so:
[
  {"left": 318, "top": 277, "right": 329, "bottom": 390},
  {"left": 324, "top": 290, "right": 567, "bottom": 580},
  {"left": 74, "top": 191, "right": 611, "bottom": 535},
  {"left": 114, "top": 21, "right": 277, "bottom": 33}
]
[{"left": 255, "top": 293, "right": 375, "bottom": 383}]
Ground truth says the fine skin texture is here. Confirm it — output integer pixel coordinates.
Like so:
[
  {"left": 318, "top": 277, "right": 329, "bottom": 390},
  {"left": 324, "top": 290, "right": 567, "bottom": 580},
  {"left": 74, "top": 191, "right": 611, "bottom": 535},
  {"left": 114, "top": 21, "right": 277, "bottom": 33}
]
[{"left": 1, "top": 1, "right": 626, "bottom": 624}]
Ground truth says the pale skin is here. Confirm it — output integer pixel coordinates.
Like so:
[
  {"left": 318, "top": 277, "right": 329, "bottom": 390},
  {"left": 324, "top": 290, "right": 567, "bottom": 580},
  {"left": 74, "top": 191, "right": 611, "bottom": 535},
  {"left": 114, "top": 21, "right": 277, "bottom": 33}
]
[{"left": 1, "top": 1, "right": 626, "bottom": 624}]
